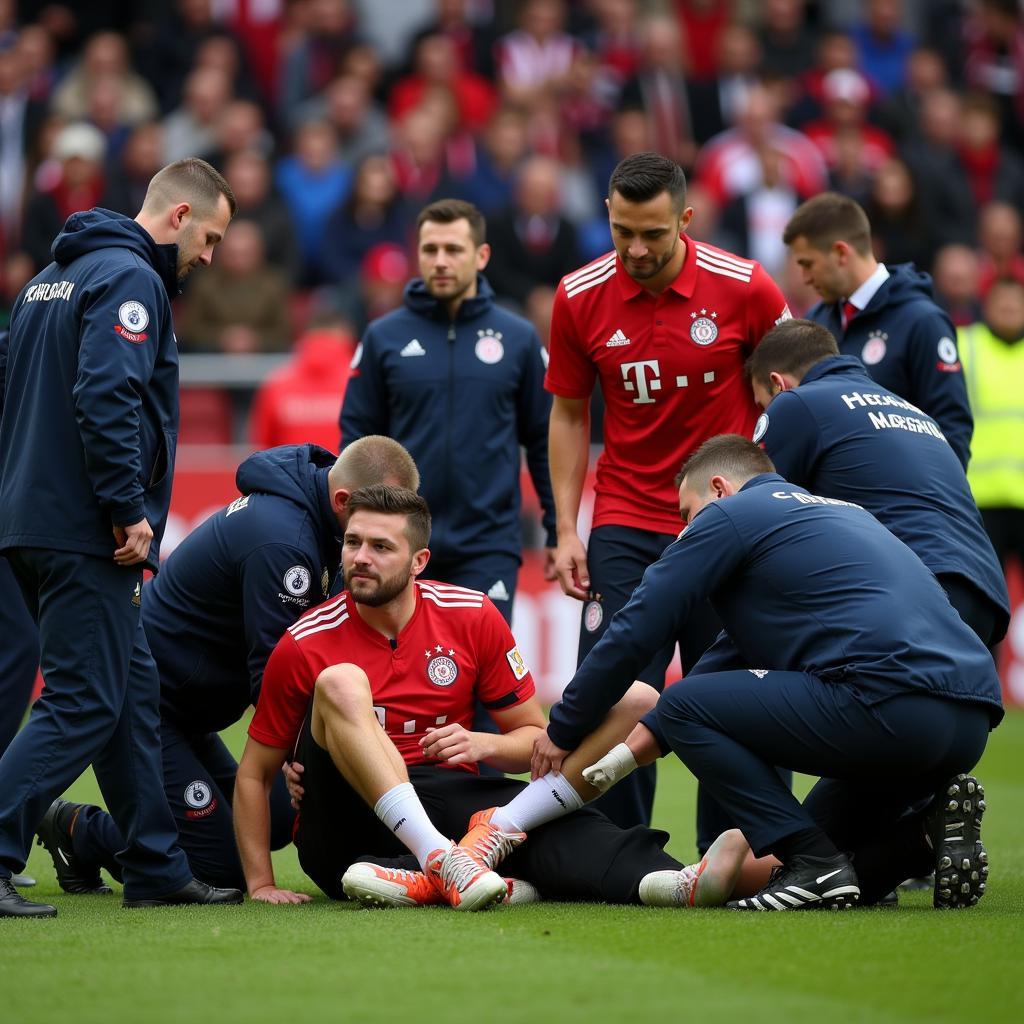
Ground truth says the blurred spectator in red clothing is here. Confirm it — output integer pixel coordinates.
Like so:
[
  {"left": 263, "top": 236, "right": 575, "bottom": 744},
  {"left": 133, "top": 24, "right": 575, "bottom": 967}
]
[
  {"left": 695, "top": 82, "right": 828, "bottom": 206},
  {"left": 803, "top": 68, "right": 894, "bottom": 175},
  {"left": 178, "top": 218, "right": 291, "bottom": 354},
  {"left": 933, "top": 243, "right": 983, "bottom": 327},
  {"left": 162, "top": 65, "right": 234, "bottom": 164},
  {"left": 789, "top": 29, "right": 860, "bottom": 126},
  {"left": 22, "top": 122, "right": 106, "bottom": 273},
  {"left": 389, "top": 95, "right": 475, "bottom": 204},
  {"left": 866, "top": 156, "right": 936, "bottom": 271},
  {"left": 964, "top": 0, "right": 1024, "bottom": 152},
  {"left": 358, "top": 241, "right": 411, "bottom": 324},
  {"left": 486, "top": 153, "right": 578, "bottom": 309},
  {"left": 618, "top": 15, "right": 698, "bottom": 162},
  {"left": 278, "top": 0, "right": 360, "bottom": 124},
  {"left": 849, "top": 0, "right": 916, "bottom": 96},
  {"left": 674, "top": 0, "right": 730, "bottom": 83},
  {"left": 956, "top": 92, "right": 1024, "bottom": 215},
  {"left": 249, "top": 315, "right": 355, "bottom": 451},
  {"left": 977, "top": 201, "right": 1024, "bottom": 296},
  {"left": 494, "top": 0, "right": 581, "bottom": 108},
  {"left": 584, "top": 0, "right": 642, "bottom": 93},
  {"left": 389, "top": 32, "right": 497, "bottom": 133},
  {"left": 217, "top": 0, "right": 285, "bottom": 106},
  {"left": 102, "top": 121, "right": 163, "bottom": 218},
  {"left": 758, "top": 0, "right": 818, "bottom": 81},
  {"left": 51, "top": 31, "right": 159, "bottom": 127}
]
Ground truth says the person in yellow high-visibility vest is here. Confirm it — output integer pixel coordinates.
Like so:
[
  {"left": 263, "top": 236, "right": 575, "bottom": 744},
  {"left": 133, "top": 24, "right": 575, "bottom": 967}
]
[{"left": 958, "top": 278, "right": 1024, "bottom": 575}]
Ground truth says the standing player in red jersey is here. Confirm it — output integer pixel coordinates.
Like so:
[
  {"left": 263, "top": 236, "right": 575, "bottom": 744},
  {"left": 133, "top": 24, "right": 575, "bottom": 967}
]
[
  {"left": 232, "top": 485, "right": 704, "bottom": 910},
  {"left": 545, "top": 152, "right": 791, "bottom": 844}
]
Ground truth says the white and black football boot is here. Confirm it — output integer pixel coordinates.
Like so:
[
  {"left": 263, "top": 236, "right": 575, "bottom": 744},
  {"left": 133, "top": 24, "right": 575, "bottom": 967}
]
[{"left": 727, "top": 854, "right": 860, "bottom": 911}]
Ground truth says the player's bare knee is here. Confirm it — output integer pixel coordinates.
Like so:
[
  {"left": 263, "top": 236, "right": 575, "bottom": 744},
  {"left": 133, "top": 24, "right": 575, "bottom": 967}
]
[
  {"left": 313, "top": 663, "right": 371, "bottom": 722},
  {"left": 614, "top": 681, "right": 660, "bottom": 723}
]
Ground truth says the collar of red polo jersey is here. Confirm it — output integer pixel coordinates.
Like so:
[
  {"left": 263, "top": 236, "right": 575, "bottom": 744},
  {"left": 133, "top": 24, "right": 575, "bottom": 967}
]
[{"left": 616, "top": 233, "right": 700, "bottom": 301}]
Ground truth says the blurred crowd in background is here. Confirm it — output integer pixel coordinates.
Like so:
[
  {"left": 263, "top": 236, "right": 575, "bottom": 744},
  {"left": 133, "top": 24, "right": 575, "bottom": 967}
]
[{"left": 1, "top": 0, "right": 1023, "bottom": 448}]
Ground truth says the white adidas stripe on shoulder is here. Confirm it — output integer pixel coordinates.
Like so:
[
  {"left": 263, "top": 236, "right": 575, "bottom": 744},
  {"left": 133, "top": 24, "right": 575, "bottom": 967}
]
[
  {"left": 696, "top": 259, "right": 752, "bottom": 283},
  {"left": 694, "top": 243, "right": 754, "bottom": 273},
  {"left": 418, "top": 581, "right": 484, "bottom": 599},
  {"left": 563, "top": 253, "right": 615, "bottom": 287},
  {"left": 291, "top": 612, "right": 349, "bottom": 642},
  {"left": 420, "top": 594, "right": 484, "bottom": 609},
  {"left": 289, "top": 596, "right": 348, "bottom": 638},
  {"left": 566, "top": 264, "right": 617, "bottom": 299}
]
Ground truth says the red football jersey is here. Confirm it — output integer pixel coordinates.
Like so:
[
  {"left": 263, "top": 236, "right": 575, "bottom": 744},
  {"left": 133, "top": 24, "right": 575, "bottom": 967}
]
[
  {"left": 546, "top": 235, "right": 790, "bottom": 534},
  {"left": 249, "top": 581, "right": 535, "bottom": 773}
]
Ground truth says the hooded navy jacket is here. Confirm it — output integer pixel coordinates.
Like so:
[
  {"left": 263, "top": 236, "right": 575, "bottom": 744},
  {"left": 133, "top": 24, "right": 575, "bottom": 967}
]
[
  {"left": 145, "top": 445, "right": 341, "bottom": 734},
  {"left": 0, "top": 209, "right": 180, "bottom": 572},
  {"left": 547, "top": 473, "right": 1003, "bottom": 749},
  {"left": 806, "top": 264, "right": 973, "bottom": 468},
  {"left": 755, "top": 355, "right": 1008, "bottom": 640},
  {"left": 339, "top": 275, "right": 555, "bottom": 563}
]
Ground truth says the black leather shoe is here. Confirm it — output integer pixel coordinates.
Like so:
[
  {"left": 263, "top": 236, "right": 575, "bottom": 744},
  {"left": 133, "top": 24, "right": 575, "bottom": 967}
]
[
  {"left": 36, "top": 799, "right": 112, "bottom": 895},
  {"left": 122, "top": 877, "right": 244, "bottom": 908},
  {"left": 0, "top": 876, "right": 57, "bottom": 918}
]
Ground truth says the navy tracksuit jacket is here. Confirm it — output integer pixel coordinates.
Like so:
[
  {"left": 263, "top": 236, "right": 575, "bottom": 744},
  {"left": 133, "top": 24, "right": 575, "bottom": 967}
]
[
  {"left": 755, "top": 355, "right": 1009, "bottom": 644},
  {"left": 548, "top": 472, "right": 1003, "bottom": 750},
  {"left": 340, "top": 275, "right": 556, "bottom": 565},
  {"left": 806, "top": 264, "right": 973, "bottom": 468}
]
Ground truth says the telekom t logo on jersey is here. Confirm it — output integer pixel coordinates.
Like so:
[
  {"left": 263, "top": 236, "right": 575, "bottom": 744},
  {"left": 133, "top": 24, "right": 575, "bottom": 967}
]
[{"left": 621, "top": 359, "right": 716, "bottom": 404}]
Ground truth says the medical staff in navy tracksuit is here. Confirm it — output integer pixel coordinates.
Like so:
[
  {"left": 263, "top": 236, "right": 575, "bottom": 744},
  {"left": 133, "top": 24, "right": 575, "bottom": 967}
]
[
  {"left": 746, "top": 320, "right": 1009, "bottom": 649},
  {"left": 60, "top": 443, "right": 415, "bottom": 890},
  {"left": 0, "top": 178, "right": 238, "bottom": 916},
  {"left": 549, "top": 437, "right": 1002, "bottom": 911}
]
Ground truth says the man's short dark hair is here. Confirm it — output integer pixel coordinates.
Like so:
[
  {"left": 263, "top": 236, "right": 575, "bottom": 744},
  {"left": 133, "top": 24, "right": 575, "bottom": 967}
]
[
  {"left": 144, "top": 157, "right": 236, "bottom": 217},
  {"left": 345, "top": 485, "right": 432, "bottom": 551},
  {"left": 416, "top": 199, "right": 486, "bottom": 247},
  {"left": 783, "top": 192, "right": 871, "bottom": 255},
  {"left": 609, "top": 152, "right": 687, "bottom": 211},
  {"left": 745, "top": 319, "right": 839, "bottom": 387},
  {"left": 677, "top": 435, "right": 774, "bottom": 491}
]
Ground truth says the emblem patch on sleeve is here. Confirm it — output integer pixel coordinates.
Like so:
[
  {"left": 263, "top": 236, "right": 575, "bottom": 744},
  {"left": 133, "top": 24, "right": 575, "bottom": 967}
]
[
  {"left": 115, "top": 300, "right": 150, "bottom": 342},
  {"left": 505, "top": 646, "right": 529, "bottom": 679}
]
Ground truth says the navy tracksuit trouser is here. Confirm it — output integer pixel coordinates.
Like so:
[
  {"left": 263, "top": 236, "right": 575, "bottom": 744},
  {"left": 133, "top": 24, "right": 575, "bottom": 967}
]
[
  {"left": 0, "top": 548, "right": 191, "bottom": 897},
  {"left": 71, "top": 720, "right": 296, "bottom": 890},
  {"left": 655, "top": 669, "right": 991, "bottom": 903},
  {"left": 0, "top": 557, "right": 38, "bottom": 755}
]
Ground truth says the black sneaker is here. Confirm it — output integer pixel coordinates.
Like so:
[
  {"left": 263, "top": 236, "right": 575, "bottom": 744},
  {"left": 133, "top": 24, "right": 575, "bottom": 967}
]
[
  {"left": 0, "top": 877, "right": 57, "bottom": 918},
  {"left": 925, "top": 773, "right": 988, "bottom": 910},
  {"left": 727, "top": 854, "right": 860, "bottom": 911},
  {"left": 36, "top": 799, "right": 112, "bottom": 895}
]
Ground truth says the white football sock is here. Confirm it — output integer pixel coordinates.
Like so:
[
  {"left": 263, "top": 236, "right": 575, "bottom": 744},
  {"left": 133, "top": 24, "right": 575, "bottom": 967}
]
[
  {"left": 490, "top": 772, "right": 585, "bottom": 833},
  {"left": 373, "top": 782, "right": 450, "bottom": 869},
  {"left": 582, "top": 742, "right": 638, "bottom": 793}
]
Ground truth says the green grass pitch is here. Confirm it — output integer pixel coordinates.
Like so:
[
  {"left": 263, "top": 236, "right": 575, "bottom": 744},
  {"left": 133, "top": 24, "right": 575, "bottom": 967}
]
[{"left": 4, "top": 711, "right": 1023, "bottom": 1024}]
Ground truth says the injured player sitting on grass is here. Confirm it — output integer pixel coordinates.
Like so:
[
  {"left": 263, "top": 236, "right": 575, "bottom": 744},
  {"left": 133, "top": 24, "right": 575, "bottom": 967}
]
[{"left": 239, "top": 484, "right": 743, "bottom": 910}]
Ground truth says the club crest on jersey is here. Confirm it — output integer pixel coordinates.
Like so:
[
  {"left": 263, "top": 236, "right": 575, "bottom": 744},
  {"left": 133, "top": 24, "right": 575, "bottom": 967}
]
[
  {"left": 862, "top": 332, "right": 888, "bottom": 365},
  {"left": 184, "top": 780, "right": 212, "bottom": 809},
  {"left": 426, "top": 647, "right": 459, "bottom": 687},
  {"left": 584, "top": 599, "right": 603, "bottom": 633},
  {"left": 475, "top": 329, "right": 504, "bottom": 364},
  {"left": 689, "top": 309, "right": 719, "bottom": 346}
]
